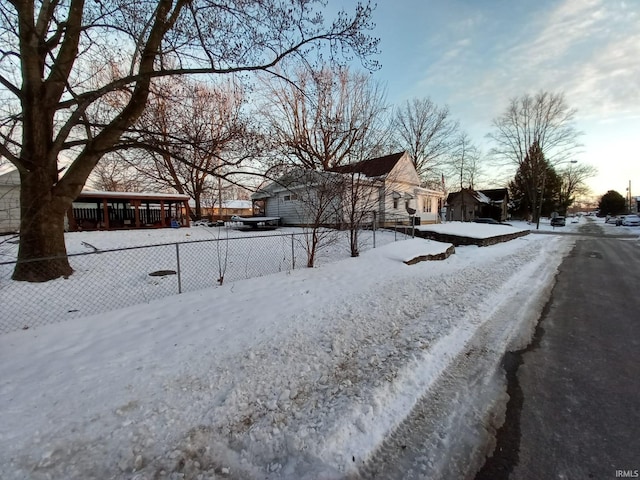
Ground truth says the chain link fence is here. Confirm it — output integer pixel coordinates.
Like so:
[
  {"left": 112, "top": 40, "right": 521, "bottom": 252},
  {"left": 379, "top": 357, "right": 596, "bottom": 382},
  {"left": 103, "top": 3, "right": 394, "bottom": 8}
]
[{"left": 1, "top": 227, "right": 407, "bottom": 334}]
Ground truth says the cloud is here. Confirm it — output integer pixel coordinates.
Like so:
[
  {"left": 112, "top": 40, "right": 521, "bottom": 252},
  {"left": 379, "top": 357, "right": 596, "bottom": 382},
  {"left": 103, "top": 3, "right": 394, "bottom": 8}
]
[{"left": 414, "top": 0, "right": 640, "bottom": 128}]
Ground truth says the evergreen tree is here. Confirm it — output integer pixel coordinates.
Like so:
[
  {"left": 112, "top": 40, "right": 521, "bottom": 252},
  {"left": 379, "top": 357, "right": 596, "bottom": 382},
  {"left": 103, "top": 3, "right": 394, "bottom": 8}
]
[
  {"left": 598, "top": 190, "right": 626, "bottom": 216},
  {"left": 507, "top": 142, "right": 559, "bottom": 220}
]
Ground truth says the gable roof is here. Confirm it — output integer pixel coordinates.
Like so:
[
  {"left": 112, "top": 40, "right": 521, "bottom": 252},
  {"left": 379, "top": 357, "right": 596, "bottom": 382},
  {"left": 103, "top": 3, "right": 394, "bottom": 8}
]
[
  {"left": 446, "top": 188, "right": 507, "bottom": 205},
  {"left": 251, "top": 168, "right": 340, "bottom": 199},
  {"left": 479, "top": 188, "right": 509, "bottom": 202},
  {"left": 327, "top": 151, "right": 406, "bottom": 178}
]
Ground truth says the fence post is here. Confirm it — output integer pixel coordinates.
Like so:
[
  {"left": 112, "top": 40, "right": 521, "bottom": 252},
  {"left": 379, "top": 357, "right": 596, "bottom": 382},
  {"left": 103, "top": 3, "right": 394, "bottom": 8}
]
[
  {"left": 175, "top": 243, "right": 182, "bottom": 294},
  {"left": 372, "top": 221, "right": 376, "bottom": 249},
  {"left": 371, "top": 211, "right": 376, "bottom": 249},
  {"left": 291, "top": 234, "right": 295, "bottom": 270}
]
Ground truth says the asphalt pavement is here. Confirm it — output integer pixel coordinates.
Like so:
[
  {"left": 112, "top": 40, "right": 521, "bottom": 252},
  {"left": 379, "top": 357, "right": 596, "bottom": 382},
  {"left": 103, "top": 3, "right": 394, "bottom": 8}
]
[{"left": 476, "top": 221, "right": 640, "bottom": 480}]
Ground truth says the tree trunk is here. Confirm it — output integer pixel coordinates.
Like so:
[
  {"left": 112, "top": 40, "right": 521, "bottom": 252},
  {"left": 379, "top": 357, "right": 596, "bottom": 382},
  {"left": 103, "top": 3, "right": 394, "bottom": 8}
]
[
  {"left": 194, "top": 194, "right": 202, "bottom": 219},
  {"left": 307, "top": 231, "right": 318, "bottom": 268},
  {"left": 350, "top": 226, "right": 359, "bottom": 257},
  {"left": 12, "top": 170, "right": 74, "bottom": 282}
]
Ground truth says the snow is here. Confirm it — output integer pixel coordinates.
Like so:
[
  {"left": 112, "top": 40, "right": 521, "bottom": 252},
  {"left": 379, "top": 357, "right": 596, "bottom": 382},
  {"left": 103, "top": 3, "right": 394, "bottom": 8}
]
[
  {"left": 78, "top": 190, "right": 190, "bottom": 200},
  {"left": 0, "top": 223, "right": 576, "bottom": 479},
  {"left": 472, "top": 191, "right": 491, "bottom": 204},
  {"left": 383, "top": 238, "right": 452, "bottom": 263},
  {"left": 416, "top": 221, "right": 527, "bottom": 239},
  {"left": 511, "top": 215, "right": 640, "bottom": 237}
]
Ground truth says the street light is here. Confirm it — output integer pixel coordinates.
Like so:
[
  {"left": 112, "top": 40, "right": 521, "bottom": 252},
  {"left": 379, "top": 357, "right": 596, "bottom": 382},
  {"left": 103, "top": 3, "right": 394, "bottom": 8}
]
[{"left": 536, "top": 159, "right": 578, "bottom": 230}]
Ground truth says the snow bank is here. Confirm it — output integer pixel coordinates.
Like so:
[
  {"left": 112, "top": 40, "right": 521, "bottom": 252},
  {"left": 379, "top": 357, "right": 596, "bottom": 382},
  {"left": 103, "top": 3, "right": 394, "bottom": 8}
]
[
  {"left": 0, "top": 234, "right": 573, "bottom": 479},
  {"left": 415, "top": 222, "right": 527, "bottom": 239}
]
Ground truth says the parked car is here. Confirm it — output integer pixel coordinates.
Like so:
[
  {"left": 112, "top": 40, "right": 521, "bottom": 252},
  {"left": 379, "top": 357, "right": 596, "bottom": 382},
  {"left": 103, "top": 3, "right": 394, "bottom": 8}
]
[
  {"left": 605, "top": 216, "right": 619, "bottom": 224},
  {"left": 550, "top": 216, "right": 566, "bottom": 227},
  {"left": 622, "top": 214, "right": 640, "bottom": 226}
]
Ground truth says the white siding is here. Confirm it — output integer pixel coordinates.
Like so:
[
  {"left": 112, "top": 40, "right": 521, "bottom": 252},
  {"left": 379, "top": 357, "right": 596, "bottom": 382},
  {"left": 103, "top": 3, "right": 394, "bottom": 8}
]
[
  {"left": 264, "top": 192, "right": 308, "bottom": 225},
  {"left": 0, "top": 169, "right": 20, "bottom": 233}
]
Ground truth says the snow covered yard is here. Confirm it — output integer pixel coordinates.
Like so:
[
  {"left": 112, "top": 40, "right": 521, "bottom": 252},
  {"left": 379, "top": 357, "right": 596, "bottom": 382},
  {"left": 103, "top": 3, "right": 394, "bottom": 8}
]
[
  {"left": 0, "top": 226, "right": 574, "bottom": 479},
  {"left": 0, "top": 228, "right": 404, "bottom": 333}
]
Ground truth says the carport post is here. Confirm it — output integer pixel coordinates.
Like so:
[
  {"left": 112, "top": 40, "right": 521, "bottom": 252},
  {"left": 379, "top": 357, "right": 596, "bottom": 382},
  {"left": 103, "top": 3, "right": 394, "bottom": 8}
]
[{"left": 175, "top": 243, "right": 182, "bottom": 294}]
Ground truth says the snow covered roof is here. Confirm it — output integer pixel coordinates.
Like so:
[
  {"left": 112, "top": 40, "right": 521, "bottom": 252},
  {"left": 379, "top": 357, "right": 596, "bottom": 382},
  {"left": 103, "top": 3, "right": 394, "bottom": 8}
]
[
  {"left": 222, "top": 200, "right": 251, "bottom": 209},
  {"left": 77, "top": 190, "right": 189, "bottom": 201},
  {"left": 473, "top": 191, "right": 491, "bottom": 204},
  {"left": 446, "top": 188, "right": 508, "bottom": 205}
]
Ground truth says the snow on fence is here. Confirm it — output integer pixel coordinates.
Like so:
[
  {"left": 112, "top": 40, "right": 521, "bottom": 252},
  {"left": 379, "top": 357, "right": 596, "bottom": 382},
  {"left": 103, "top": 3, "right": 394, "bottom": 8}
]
[{"left": 0, "top": 229, "right": 402, "bottom": 334}]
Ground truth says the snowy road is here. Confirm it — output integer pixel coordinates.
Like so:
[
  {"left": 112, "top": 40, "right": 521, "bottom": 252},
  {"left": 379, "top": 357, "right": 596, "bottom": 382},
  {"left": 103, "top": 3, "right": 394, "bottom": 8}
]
[
  {"left": 478, "top": 235, "right": 640, "bottom": 480},
  {"left": 0, "top": 232, "right": 573, "bottom": 479}
]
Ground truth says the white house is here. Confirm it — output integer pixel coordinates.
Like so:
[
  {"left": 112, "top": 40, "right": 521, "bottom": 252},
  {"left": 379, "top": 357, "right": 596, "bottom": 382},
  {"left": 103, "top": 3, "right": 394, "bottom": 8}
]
[
  {"left": 0, "top": 165, "right": 20, "bottom": 234},
  {"left": 252, "top": 152, "right": 446, "bottom": 226}
]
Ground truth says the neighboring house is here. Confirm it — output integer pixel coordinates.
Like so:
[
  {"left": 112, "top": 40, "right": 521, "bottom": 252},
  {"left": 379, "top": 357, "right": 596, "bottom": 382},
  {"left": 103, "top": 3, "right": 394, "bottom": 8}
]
[
  {"left": 252, "top": 151, "right": 446, "bottom": 226},
  {"left": 0, "top": 165, "right": 20, "bottom": 234},
  {"left": 195, "top": 200, "right": 253, "bottom": 220},
  {"left": 446, "top": 188, "right": 510, "bottom": 222},
  {"left": 0, "top": 165, "right": 190, "bottom": 232},
  {"left": 252, "top": 169, "right": 344, "bottom": 225}
]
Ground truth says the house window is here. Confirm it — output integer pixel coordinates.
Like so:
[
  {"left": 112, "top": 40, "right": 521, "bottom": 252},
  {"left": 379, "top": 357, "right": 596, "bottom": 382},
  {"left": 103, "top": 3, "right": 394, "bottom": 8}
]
[
  {"left": 405, "top": 199, "right": 410, "bottom": 210},
  {"left": 393, "top": 198, "right": 398, "bottom": 209},
  {"left": 283, "top": 193, "right": 297, "bottom": 202}
]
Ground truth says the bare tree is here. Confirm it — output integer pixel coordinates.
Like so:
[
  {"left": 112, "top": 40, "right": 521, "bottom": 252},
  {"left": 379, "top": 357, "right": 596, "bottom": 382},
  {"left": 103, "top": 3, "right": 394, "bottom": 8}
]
[
  {"left": 392, "top": 97, "right": 459, "bottom": 182},
  {"left": 447, "top": 132, "right": 483, "bottom": 191},
  {"left": 342, "top": 172, "right": 380, "bottom": 257},
  {"left": 90, "top": 152, "right": 151, "bottom": 192},
  {"left": 277, "top": 169, "right": 344, "bottom": 267},
  {"left": 131, "top": 77, "right": 253, "bottom": 219},
  {"left": 557, "top": 163, "right": 598, "bottom": 214},
  {"left": 260, "top": 66, "right": 390, "bottom": 172},
  {"left": 488, "top": 91, "right": 582, "bottom": 168},
  {"left": 0, "top": 0, "right": 378, "bottom": 281},
  {"left": 490, "top": 92, "right": 582, "bottom": 223}
]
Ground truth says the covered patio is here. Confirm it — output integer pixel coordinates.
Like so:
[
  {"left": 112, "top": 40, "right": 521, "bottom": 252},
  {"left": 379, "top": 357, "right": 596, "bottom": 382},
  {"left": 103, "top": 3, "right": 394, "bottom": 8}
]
[{"left": 68, "top": 191, "right": 191, "bottom": 231}]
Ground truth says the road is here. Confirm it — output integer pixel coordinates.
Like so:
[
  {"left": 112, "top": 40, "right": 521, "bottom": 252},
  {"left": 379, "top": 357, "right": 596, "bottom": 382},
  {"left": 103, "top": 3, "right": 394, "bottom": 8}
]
[{"left": 476, "top": 221, "right": 640, "bottom": 479}]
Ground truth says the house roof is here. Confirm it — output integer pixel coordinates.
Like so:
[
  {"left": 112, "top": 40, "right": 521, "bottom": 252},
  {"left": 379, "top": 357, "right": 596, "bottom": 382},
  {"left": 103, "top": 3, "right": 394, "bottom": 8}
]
[
  {"left": 187, "top": 199, "right": 252, "bottom": 209},
  {"left": 76, "top": 190, "right": 190, "bottom": 202},
  {"left": 222, "top": 200, "right": 252, "bottom": 209},
  {"left": 251, "top": 168, "right": 340, "bottom": 199},
  {"left": 479, "top": 188, "right": 509, "bottom": 202},
  {"left": 327, "top": 151, "right": 406, "bottom": 178},
  {"left": 446, "top": 188, "right": 508, "bottom": 205}
]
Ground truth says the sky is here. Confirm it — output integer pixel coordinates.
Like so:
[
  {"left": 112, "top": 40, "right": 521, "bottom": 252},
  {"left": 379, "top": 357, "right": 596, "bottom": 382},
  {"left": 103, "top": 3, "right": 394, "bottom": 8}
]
[
  {"left": 0, "top": 223, "right": 577, "bottom": 478},
  {"left": 340, "top": 0, "right": 640, "bottom": 199}
]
